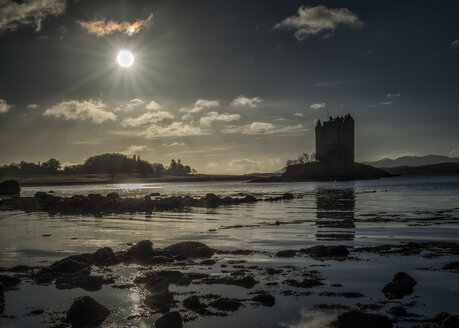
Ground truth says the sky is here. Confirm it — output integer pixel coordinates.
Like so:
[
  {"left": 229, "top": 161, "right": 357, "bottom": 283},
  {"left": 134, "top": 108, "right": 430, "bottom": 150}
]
[{"left": 0, "top": 0, "right": 458, "bottom": 174}]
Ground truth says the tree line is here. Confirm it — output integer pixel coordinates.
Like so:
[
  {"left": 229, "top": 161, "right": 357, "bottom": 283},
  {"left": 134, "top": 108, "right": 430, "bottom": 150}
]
[
  {"left": 0, "top": 153, "right": 196, "bottom": 177},
  {"left": 285, "top": 152, "right": 316, "bottom": 167}
]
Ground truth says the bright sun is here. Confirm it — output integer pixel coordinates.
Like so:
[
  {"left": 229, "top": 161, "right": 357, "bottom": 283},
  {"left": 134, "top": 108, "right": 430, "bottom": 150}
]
[{"left": 117, "top": 50, "right": 134, "bottom": 68}]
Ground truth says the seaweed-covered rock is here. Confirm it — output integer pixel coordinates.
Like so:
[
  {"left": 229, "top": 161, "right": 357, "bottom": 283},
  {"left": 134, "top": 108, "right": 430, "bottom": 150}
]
[
  {"left": 382, "top": 272, "right": 417, "bottom": 299},
  {"left": 145, "top": 291, "right": 174, "bottom": 313},
  {"left": 0, "top": 180, "right": 20, "bottom": 195},
  {"left": 331, "top": 310, "right": 393, "bottom": 328},
  {"left": 183, "top": 295, "right": 207, "bottom": 314},
  {"left": 0, "top": 282, "right": 4, "bottom": 314},
  {"left": 276, "top": 249, "right": 296, "bottom": 257},
  {"left": 209, "top": 297, "right": 242, "bottom": 312},
  {"left": 66, "top": 296, "right": 110, "bottom": 327},
  {"left": 301, "top": 245, "right": 349, "bottom": 258},
  {"left": 0, "top": 274, "right": 21, "bottom": 290},
  {"left": 251, "top": 291, "right": 275, "bottom": 307},
  {"left": 165, "top": 241, "right": 214, "bottom": 259},
  {"left": 155, "top": 311, "right": 183, "bottom": 328},
  {"left": 50, "top": 259, "right": 89, "bottom": 274},
  {"left": 282, "top": 193, "right": 294, "bottom": 200}
]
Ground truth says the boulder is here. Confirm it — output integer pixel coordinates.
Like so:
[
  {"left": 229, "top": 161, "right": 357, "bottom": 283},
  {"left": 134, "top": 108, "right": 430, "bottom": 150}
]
[
  {"left": 126, "top": 240, "right": 154, "bottom": 262},
  {"left": 78, "top": 275, "right": 103, "bottom": 292},
  {"left": 66, "top": 296, "right": 110, "bottom": 327},
  {"left": 155, "top": 311, "right": 183, "bottom": 328},
  {"left": 382, "top": 272, "right": 417, "bottom": 299},
  {"left": 165, "top": 241, "right": 214, "bottom": 259},
  {"left": 331, "top": 310, "right": 393, "bottom": 328},
  {"left": 0, "top": 180, "right": 20, "bottom": 195},
  {"left": 0, "top": 274, "right": 21, "bottom": 290}
]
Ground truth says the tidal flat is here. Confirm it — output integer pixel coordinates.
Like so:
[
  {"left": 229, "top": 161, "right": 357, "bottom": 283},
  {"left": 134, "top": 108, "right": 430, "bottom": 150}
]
[{"left": 1, "top": 175, "right": 458, "bottom": 327}]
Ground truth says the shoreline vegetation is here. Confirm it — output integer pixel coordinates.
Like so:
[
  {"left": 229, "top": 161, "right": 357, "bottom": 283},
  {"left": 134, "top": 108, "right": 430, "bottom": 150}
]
[{"left": 1, "top": 152, "right": 459, "bottom": 186}]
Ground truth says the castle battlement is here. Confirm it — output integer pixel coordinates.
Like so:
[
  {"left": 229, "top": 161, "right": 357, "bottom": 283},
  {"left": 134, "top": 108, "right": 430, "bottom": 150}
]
[{"left": 315, "top": 114, "right": 354, "bottom": 163}]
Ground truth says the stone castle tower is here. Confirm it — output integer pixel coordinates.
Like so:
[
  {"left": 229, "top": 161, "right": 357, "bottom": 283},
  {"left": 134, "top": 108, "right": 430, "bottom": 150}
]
[{"left": 315, "top": 114, "right": 354, "bottom": 162}]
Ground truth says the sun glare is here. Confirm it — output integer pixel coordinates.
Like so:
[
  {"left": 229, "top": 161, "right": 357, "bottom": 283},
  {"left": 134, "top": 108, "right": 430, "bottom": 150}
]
[{"left": 117, "top": 50, "right": 134, "bottom": 68}]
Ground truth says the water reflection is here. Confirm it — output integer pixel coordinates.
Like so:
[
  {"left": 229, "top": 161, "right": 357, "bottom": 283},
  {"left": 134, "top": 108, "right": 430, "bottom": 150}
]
[{"left": 315, "top": 188, "right": 355, "bottom": 241}]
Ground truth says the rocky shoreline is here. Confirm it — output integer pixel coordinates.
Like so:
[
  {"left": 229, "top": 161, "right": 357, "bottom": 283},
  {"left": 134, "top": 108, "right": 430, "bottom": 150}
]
[
  {"left": 1, "top": 239, "right": 458, "bottom": 327},
  {"left": 0, "top": 191, "right": 295, "bottom": 216}
]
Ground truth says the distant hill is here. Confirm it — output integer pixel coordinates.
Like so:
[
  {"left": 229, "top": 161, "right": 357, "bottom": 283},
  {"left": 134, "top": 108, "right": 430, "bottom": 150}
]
[
  {"left": 383, "top": 163, "right": 459, "bottom": 176},
  {"left": 363, "top": 155, "right": 459, "bottom": 168}
]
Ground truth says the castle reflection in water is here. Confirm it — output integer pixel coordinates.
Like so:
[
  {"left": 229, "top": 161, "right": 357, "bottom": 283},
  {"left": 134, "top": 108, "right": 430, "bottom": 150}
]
[{"left": 315, "top": 188, "right": 355, "bottom": 241}]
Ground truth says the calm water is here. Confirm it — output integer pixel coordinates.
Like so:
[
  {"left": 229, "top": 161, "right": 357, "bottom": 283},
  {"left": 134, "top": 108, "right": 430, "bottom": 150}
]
[{"left": 1, "top": 175, "right": 458, "bottom": 327}]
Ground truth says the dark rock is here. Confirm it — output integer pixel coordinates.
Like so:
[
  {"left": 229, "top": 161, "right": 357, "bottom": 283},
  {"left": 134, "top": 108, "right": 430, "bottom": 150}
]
[
  {"left": 66, "top": 296, "right": 110, "bottom": 327},
  {"left": 145, "top": 277, "right": 169, "bottom": 293},
  {"left": 145, "top": 291, "right": 174, "bottom": 313},
  {"left": 79, "top": 275, "right": 103, "bottom": 292},
  {"left": 50, "top": 259, "right": 89, "bottom": 274},
  {"left": 282, "top": 193, "right": 294, "bottom": 200},
  {"left": 126, "top": 240, "right": 154, "bottom": 262},
  {"left": 382, "top": 272, "right": 417, "bottom": 299},
  {"left": 155, "top": 311, "right": 183, "bottom": 328},
  {"left": 276, "top": 249, "right": 297, "bottom": 258},
  {"left": 205, "top": 193, "right": 220, "bottom": 204},
  {"left": 209, "top": 297, "right": 242, "bottom": 312},
  {"left": 443, "top": 261, "right": 459, "bottom": 272},
  {"left": 0, "top": 274, "right": 21, "bottom": 289},
  {"left": 331, "top": 310, "right": 393, "bottom": 328},
  {"left": 301, "top": 245, "right": 349, "bottom": 258},
  {"left": 285, "top": 278, "right": 323, "bottom": 288},
  {"left": 183, "top": 295, "right": 207, "bottom": 314},
  {"left": 0, "top": 282, "right": 4, "bottom": 314},
  {"left": 165, "top": 241, "right": 214, "bottom": 259},
  {"left": 386, "top": 306, "right": 419, "bottom": 317},
  {"left": 8, "top": 265, "right": 31, "bottom": 272},
  {"left": 155, "top": 270, "right": 185, "bottom": 284},
  {"left": 106, "top": 192, "right": 120, "bottom": 200},
  {"left": 150, "top": 192, "right": 161, "bottom": 196},
  {"left": 243, "top": 195, "right": 257, "bottom": 202},
  {"left": 0, "top": 180, "right": 20, "bottom": 195},
  {"left": 251, "top": 291, "right": 275, "bottom": 307},
  {"left": 435, "top": 313, "right": 459, "bottom": 328}
]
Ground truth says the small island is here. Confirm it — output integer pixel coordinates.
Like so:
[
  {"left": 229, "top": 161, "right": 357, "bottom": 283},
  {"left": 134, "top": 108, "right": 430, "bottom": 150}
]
[{"left": 252, "top": 114, "right": 391, "bottom": 182}]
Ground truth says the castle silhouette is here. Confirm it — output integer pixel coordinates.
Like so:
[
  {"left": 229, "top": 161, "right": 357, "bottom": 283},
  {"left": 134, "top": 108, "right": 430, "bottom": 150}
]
[{"left": 315, "top": 114, "right": 354, "bottom": 163}]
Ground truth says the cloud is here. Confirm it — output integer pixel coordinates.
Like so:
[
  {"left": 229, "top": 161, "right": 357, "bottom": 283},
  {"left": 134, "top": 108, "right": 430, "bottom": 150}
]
[
  {"left": 77, "top": 13, "right": 153, "bottom": 37},
  {"left": 0, "top": 99, "right": 13, "bottom": 114},
  {"left": 294, "top": 113, "right": 304, "bottom": 117},
  {"left": 179, "top": 99, "right": 219, "bottom": 114},
  {"left": 121, "top": 111, "right": 174, "bottom": 127},
  {"left": 164, "top": 142, "right": 186, "bottom": 147},
  {"left": 274, "top": 5, "right": 363, "bottom": 40},
  {"left": 199, "top": 111, "right": 241, "bottom": 127},
  {"left": 449, "top": 149, "right": 459, "bottom": 158},
  {"left": 369, "top": 101, "right": 394, "bottom": 108},
  {"left": 27, "top": 103, "right": 40, "bottom": 110},
  {"left": 224, "top": 122, "right": 304, "bottom": 135},
  {"left": 386, "top": 93, "right": 401, "bottom": 98},
  {"left": 228, "top": 159, "right": 260, "bottom": 171},
  {"left": 114, "top": 98, "right": 144, "bottom": 111},
  {"left": 71, "top": 138, "right": 102, "bottom": 146},
  {"left": 43, "top": 99, "right": 116, "bottom": 124},
  {"left": 0, "top": 0, "right": 66, "bottom": 33},
  {"left": 451, "top": 40, "right": 459, "bottom": 48},
  {"left": 370, "top": 93, "right": 401, "bottom": 108},
  {"left": 230, "top": 96, "right": 263, "bottom": 108},
  {"left": 121, "top": 145, "right": 147, "bottom": 155},
  {"left": 310, "top": 102, "right": 326, "bottom": 110},
  {"left": 146, "top": 100, "right": 161, "bottom": 111},
  {"left": 144, "top": 122, "right": 204, "bottom": 138}
]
